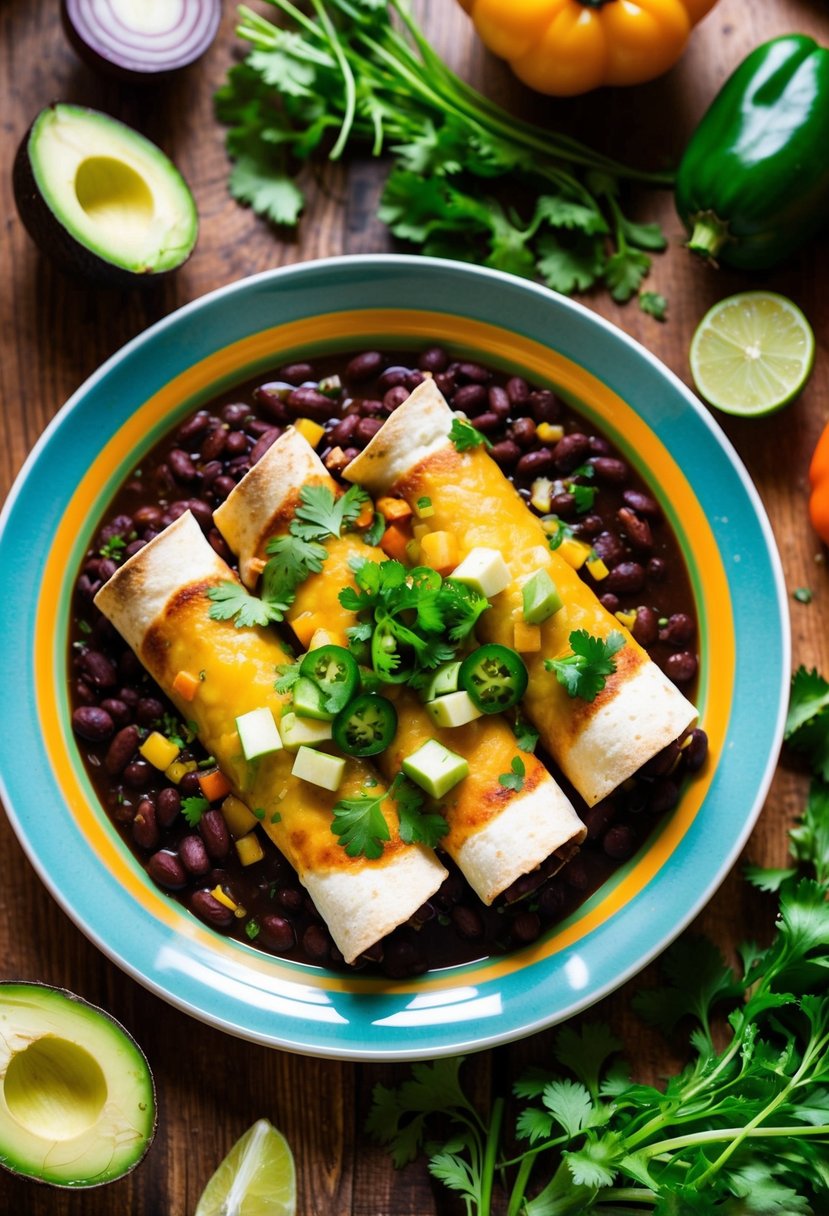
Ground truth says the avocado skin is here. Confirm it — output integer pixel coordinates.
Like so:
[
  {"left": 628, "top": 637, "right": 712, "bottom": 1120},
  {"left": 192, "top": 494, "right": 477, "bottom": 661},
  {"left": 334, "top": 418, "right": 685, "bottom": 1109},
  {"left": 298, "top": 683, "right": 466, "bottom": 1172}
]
[
  {"left": 13, "top": 108, "right": 195, "bottom": 289},
  {"left": 0, "top": 980, "right": 157, "bottom": 1188}
]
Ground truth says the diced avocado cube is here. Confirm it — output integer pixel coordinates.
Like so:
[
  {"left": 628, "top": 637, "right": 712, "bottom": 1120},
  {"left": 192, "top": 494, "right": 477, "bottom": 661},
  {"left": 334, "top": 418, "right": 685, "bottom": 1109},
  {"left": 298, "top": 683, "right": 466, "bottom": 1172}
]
[
  {"left": 426, "top": 690, "right": 483, "bottom": 729},
  {"left": 420, "top": 660, "right": 462, "bottom": 702},
  {"left": 522, "top": 568, "right": 563, "bottom": 624},
  {"left": 402, "top": 739, "right": 469, "bottom": 799},
  {"left": 292, "top": 676, "right": 333, "bottom": 721},
  {"left": 291, "top": 745, "right": 345, "bottom": 792},
  {"left": 450, "top": 547, "right": 511, "bottom": 599},
  {"left": 235, "top": 707, "right": 283, "bottom": 761},
  {"left": 279, "top": 711, "right": 334, "bottom": 752}
]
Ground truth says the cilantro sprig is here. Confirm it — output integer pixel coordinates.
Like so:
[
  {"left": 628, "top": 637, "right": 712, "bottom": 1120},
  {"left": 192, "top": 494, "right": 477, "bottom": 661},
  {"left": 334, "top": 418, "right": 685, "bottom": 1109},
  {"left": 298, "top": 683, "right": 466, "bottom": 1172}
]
[
  {"left": 217, "top": 0, "right": 672, "bottom": 302},
  {"left": 207, "top": 483, "right": 368, "bottom": 628},
  {"left": 545, "top": 629, "right": 625, "bottom": 702},
  {"left": 331, "top": 773, "right": 448, "bottom": 860},
  {"left": 339, "top": 558, "right": 488, "bottom": 684},
  {"left": 498, "top": 756, "right": 525, "bottom": 792},
  {"left": 449, "top": 417, "right": 492, "bottom": 453},
  {"left": 368, "top": 666, "right": 829, "bottom": 1214}
]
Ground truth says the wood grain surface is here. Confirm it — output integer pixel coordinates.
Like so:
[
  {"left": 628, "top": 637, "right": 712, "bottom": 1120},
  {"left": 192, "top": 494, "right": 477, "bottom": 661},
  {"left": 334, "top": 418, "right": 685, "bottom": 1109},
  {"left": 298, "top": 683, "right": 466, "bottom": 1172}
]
[{"left": 1, "top": 2, "right": 828, "bottom": 1213}]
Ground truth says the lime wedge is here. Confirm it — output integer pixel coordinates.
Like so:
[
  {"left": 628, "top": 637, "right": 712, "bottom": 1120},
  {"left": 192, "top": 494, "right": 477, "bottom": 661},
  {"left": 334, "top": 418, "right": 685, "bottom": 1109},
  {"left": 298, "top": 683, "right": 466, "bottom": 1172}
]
[
  {"left": 689, "top": 291, "right": 814, "bottom": 416},
  {"left": 194, "top": 1119, "right": 296, "bottom": 1216}
]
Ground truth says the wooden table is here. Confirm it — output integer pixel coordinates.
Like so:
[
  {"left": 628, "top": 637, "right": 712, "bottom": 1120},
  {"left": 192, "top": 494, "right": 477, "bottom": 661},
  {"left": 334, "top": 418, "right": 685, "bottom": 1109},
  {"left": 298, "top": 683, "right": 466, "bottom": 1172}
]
[{"left": 2, "top": 2, "right": 827, "bottom": 1211}]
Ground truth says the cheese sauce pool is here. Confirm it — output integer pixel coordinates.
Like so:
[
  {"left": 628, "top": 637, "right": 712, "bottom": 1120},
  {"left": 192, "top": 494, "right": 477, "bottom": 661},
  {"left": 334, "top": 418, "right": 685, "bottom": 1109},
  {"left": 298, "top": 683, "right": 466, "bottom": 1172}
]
[{"left": 68, "top": 346, "right": 707, "bottom": 978}]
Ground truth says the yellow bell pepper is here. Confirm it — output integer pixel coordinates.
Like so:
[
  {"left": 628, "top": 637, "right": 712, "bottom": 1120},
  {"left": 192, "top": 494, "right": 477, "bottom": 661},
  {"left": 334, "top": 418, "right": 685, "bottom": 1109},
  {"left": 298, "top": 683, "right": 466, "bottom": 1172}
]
[{"left": 458, "top": 0, "right": 718, "bottom": 96}]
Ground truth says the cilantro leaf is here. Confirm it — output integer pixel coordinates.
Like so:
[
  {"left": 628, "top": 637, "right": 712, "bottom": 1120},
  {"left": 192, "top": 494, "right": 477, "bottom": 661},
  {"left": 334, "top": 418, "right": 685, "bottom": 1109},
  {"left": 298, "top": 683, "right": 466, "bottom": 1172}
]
[
  {"left": 263, "top": 534, "right": 328, "bottom": 594},
  {"left": 331, "top": 786, "right": 390, "bottom": 860},
  {"left": 229, "top": 153, "right": 305, "bottom": 227},
  {"left": 786, "top": 666, "right": 829, "bottom": 739},
  {"left": 206, "top": 580, "right": 286, "bottom": 628},
  {"left": 274, "top": 660, "right": 301, "bottom": 694},
  {"left": 182, "top": 796, "right": 209, "bottom": 828},
  {"left": 291, "top": 483, "right": 369, "bottom": 542},
  {"left": 448, "top": 417, "right": 492, "bottom": 453},
  {"left": 394, "top": 776, "right": 448, "bottom": 848},
  {"left": 513, "top": 715, "right": 539, "bottom": 754},
  {"left": 545, "top": 630, "right": 625, "bottom": 701},
  {"left": 498, "top": 756, "right": 526, "bottom": 792},
  {"left": 639, "top": 290, "right": 668, "bottom": 321},
  {"left": 605, "top": 247, "right": 651, "bottom": 303}
]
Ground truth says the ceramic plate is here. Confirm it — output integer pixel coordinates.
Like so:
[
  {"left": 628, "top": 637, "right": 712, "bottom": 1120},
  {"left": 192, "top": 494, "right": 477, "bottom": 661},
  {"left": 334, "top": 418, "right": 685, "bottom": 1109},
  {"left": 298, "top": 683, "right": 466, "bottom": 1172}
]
[{"left": 0, "top": 256, "right": 789, "bottom": 1060}]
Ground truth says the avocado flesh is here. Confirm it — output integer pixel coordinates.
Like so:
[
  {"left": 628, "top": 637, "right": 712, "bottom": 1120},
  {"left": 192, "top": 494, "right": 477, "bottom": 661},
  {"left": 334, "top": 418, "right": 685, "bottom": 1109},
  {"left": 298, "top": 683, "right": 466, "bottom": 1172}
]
[
  {"left": 15, "top": 103, "right": 197, "bottom": 284},
  {"left": 0, "top": 983, "right": 155, "bottom": 1187}
]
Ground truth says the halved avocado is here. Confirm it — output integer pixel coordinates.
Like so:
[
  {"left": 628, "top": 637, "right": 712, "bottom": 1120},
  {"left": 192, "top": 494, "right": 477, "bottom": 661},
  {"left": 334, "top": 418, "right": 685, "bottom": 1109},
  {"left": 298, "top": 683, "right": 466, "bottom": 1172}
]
[
  {"left": 0, "top": 982, "right": 156, "bottom": 1187},
  {"left": 13, "top": 103, "right": 198, "bottom": 287}
]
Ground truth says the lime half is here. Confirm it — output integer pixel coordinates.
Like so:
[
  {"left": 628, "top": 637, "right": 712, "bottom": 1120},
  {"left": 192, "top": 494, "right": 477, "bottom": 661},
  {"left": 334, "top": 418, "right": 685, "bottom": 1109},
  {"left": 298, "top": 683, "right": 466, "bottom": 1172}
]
[
  {"left": 194, "top": 1119, "right": 296, "bottom": 1216},
  {"left": 689, "top": 291, "right": 815, "bottom": 416}
]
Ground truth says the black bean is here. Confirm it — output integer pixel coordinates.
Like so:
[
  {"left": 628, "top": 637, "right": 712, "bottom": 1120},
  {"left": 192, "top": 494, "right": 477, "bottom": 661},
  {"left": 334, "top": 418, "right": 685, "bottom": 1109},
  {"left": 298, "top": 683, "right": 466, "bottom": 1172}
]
[
  {"left": 511, "top": 911, "right": 541, "bottom": 944},
  {"left": 489, "top": 440, "right": 521, "bottom": 468},
  {"left": 552, "top": 432, "right": 590, "bottom": 472},
  {"left": 418, "top": 346, "right": 449, "bottom": 373},
  {"left": 123, "top": 760, "right": 152, "bottom": 790},
  {"left": 98, "top": 514, "right": 133, "bottom": 546},
  {"left": 303, "top": 923, "right": 331, "bottom": 960},
  {"left": 190, "top": 889, "right": 235, "bottom": 929},
  {"left": 148, "top": 850, "right": 188, "bottom": 890},
  {"left": 383, "top": 936, "right": 427, "bottom": 978},
  {"left": 212, "top": 475, "right": 237, "bottom": 501},
  {"left": 592, "top": 531, "right": 626, "bottom": 568},
  {"left": 221, "top": 402, "right": 251, "bottom": 428},
  {"left": 582, "top": 799, "right": 616, "bottom": 840},
  {"left": 589, "top": 455, "right": 629, "bottom": 484},
  {"left": 78, "top": 649, "right": 118, "bottom": 689},
  {"left": 650, "top": 778, "right": 680, "bottom": 816},
  {"left": 509, "top": 417, "right": 537, "bottom": 448},
  {"left": 133, "top": 504, "right": 164, "bottom": 530},
  {"left": 599, "top": 592, "right": 620, "bottom": 613},
  {"left": 207, "top": 529, "right": 233, "bottom": 563},
  {"left": 665, "top": 651, "right": 698, "bottom": 684},
  {"left": 355, "top": 417, "right": 384, "bottom": 445},
  {"left": 330, "top": 414, "right": 359, "bottom": 447},
  {"left": 603, "top": 825, "right": 635, "bottom": 860},
  {"left": 260, "top": 914, "right": 296, "bottom": 953},
  {"left": 132, "top": 800, "right": 159, "bottom": 850},
  {"left": 538, "top": 882, "right": 567, "bottom": 918},
  {"left": 563, "top": 857, "right": 590, "bottom": 891},
  {"left": 588, "top": 434, "right": 612, "bottom": 456},
  {"left": 104, "top": 725, "right": 139, "bottom": 775},
  {"left": 199, "top": 809, "right": 230, "bottom": 860},
  {"left": 515, "top": 448, "right": 553, "bottom": 478},
  {"left": 73, "top": 679, "right": 97, "bottom": 707},
  {"left": 643, "top": 739, "right": 680, "bottom": 777},
  {"left": 451, "top": 383, "right": 488, "bottom": 414},
  {"left": 683, "top": 728, "right": 709, "bottom": 772},
  {"left": 279, "top": 362, "right": 315, "bottom": 385},
  {"left": 456, "top": 361, "right": 490, "bottom": 384},
  {"left": 156, "top": 786, "right": 182, "bottom": 828},
  {"left": 253, "top": 385, "right": 290, "bottom": 423},
  {"left": 617, "top": 507, "right": 653, "bottom": 553},
  {"left": 168, "top": 448, "right": 198, "bottom": 484},
  {"left": 118, "top": 650, "right": 143, "bottom": 681},
  {"left": 136, "top": 697, "right": 165, "bottom": 727},
  {"left": 529, "top": 389, "right": 560, "bottom": 424},
  {"left": 179, "top": 771, "right": 202, "bottom": 798},
  {"left": 179, "top": 834, "right": 211, "bottom": 876},
  {"left": 487, "top": 385, "right": 510, "bottom": 420},
  {"left": 506, "top": 375, "right": 530, "bottom": 406},
  {"left": 377, "top": 365, "right": 410, "bottom": 392},
  {"left": 632, "top": 605, "right": 659, "bottom": 647},
  {"left": 433, "top": 371, "right": 456, "bottom": 397},
  {"left": 358, "top": 397, "right": 387, "bottom": 417},
  {"left": 286, "top": 386, "right": 334, "bottom": 423},
  {"left": 574, "top": 514, "right": 603, "bottom": 539},
  {"left": 250, "top": 428, "right": 282, "bottom": 466},
  {"left": 276, "top": 886, "right": 304, "bottom": 913},
  {"left": 345, "top": 351, "right": 384, "bottom": 383},
  {"left": 647, "top": 556, "right": 668, "bottom": 582},
  {"left": 469, "top": 411, "right": 500, "bottom": 434},
  {"left": 623, "top": 488, "right": 662, "bottom": 519},
  {"left": 383, "top": 386, "right": 409, "bottom": 412},
  {"left": 604, "top": 561, "right": 646, "bottom": 595},
  {"left": 176, "top": 410, "right": 211, "bottom": 443},
  {"left": 660, "top": 613, "right": 696, "bottom": 646},
  {"left": 550, "top": 491, "right": 577, "bottom": 518},
  {"left": 72, "top": 706, "right": 115, "bottom": 742},
  {"left": 224, "top": 430, "right": 248, "bottom": 457}
]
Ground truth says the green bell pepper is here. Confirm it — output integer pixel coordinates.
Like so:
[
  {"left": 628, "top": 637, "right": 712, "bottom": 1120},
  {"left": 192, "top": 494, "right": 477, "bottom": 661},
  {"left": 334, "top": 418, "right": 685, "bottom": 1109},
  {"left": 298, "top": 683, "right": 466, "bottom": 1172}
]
[{"left": 675, "top": 34, "right": 829, "bottom": 270}]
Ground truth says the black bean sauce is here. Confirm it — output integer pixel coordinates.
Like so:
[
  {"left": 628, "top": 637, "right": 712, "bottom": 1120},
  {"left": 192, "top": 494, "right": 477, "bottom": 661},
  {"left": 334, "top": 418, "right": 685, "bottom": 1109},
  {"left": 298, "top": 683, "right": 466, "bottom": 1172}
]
[{"left": 69, "top": 346, "right": 708, "bottom": 978}]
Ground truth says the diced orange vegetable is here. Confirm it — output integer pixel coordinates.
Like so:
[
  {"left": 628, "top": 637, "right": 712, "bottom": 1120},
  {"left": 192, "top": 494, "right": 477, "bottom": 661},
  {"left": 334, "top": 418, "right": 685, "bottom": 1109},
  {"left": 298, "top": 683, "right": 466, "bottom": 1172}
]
[
  {"left": 514, "top": 621, "right": 542, "bottom": 652},
  {"left": 419, "top": 530, "right": 459, "bottom": 576},
  {"left": 379, "top": 522, "right": 411, "bottom": 562},
  {"left": 292, "top": 611, "right": 325, "bottom": 649},
  {"left": 172, "top": 669, "right": 200, "bottom": 702},
  {"left": 294, "top": 417, "right": 326, "bottom": 448},
  {"left": 354, "top": 498, "right": 375, "bottom": 529},
  {"left": 198, "top": 768, "right": 232, "bottom": 802},
  {"left": 377, "top": 496, "right": 413, "bottom": 522}
]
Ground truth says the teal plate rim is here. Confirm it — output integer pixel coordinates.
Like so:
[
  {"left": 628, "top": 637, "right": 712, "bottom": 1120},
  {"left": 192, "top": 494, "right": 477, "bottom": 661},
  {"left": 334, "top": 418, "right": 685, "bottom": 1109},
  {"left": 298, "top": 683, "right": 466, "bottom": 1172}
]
[{"left": 0, "top": 255, "right": 789, "bottom": 1060}]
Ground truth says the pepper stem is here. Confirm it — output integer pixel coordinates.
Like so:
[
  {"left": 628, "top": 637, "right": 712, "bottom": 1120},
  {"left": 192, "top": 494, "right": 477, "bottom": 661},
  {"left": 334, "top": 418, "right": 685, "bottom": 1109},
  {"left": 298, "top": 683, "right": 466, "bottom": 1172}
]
[{"left": 687, "top": 213, "right": 730, "bottom": 262}]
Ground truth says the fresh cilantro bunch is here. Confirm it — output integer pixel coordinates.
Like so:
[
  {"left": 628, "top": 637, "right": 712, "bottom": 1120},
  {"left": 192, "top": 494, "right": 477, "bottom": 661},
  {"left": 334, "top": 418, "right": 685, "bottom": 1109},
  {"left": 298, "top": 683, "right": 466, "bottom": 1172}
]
[
  {"left": 368, "top": 666, "right": 829, "bottom": 1213},
  {"left": 332, "top": 773, "right": 448, "bottom": 859},
  {"left": 207, "top": 483, "right": 368, "bottom": 628},
  {"left": 216, "top": 0, "right": 672, "bottom": 306},
  {"left": 340, "top": 558, "right": 488, "bottom": 684},
  {"left": 545, "top": 630, "right": 625, "bottom": 702}
]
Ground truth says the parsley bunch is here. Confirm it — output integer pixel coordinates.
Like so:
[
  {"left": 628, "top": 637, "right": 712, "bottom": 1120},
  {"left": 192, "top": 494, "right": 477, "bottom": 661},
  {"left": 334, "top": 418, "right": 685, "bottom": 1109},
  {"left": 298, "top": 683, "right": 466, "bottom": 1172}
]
[
  {"left": 207, "top": 483, "right": 368, "bottom": 628},
  {"left": 216, "top": 0, "right": 672, "bottom": 305},
  {"left": 339, "top": 558, "right": 488, "bottom": 684},
  {"left": 368, "top": 666, "right": 829, "bottom": 1213},
  {"left": 332, "top": 772, "right": 448, "bottom": 859}
]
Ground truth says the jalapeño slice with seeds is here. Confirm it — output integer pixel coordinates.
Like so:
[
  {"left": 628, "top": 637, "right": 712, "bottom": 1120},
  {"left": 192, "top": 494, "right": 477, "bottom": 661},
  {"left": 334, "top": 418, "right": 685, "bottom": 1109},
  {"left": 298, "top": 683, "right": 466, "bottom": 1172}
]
[
  {"left": 298, "top": 644, "right": 359, "bottom": 716},
  {"left": 333, "top": 694, "right": 398, "bottom": 757},
  {"left": 459, "top": 643, "right": 529, "bottom": 713}
]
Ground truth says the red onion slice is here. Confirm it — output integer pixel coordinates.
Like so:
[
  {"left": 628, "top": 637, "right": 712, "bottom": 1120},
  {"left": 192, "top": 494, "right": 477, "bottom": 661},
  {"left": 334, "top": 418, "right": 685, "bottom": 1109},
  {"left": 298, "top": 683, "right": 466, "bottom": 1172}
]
[{"left": 62, "top": 0, "right": 221, "bottom": 78}]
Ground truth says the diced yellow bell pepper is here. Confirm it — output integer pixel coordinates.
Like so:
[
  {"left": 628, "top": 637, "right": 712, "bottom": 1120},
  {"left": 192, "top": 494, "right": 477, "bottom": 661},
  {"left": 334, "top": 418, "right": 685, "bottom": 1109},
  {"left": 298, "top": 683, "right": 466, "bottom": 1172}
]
[
  {"left": 164, "top": 757, "right": 198, "bottom": 784},
  {"left": 558, "top": 536, "right": 592, "bottom": 570},
  {"left": 293, "top": 418, "right": 326, "bottom": 448},
  {"left": 536, "top": 423, "right": 564, "bottom": 444},
  {"left": 235, "top": 832, "right": 265, "bottom": 867},
  {"left": 530, "top": 477, "right": 553, "bottom": 513},
  {"left": 615, "top": 609, "right": 638, "bottom": 630},
  {"left": 585, "top": 555, "right": 609, "bottom": 581},
  {"left": 419, "top": 530, "right": 459, "bottom": 576},
  {"left": 221, "top": 794, "right": 259, "bottom": 838},
  {"left": 140, "top": 731, "right": 180, "bottom": 771},
  {"left": 210, "top": 885, "right": 246, "bottom": 918}
]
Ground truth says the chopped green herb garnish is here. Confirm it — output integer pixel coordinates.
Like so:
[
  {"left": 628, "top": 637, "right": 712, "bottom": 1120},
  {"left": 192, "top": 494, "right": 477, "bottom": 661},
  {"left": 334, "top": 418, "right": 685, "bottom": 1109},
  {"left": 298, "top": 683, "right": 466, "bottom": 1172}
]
[
  {"left": 545, "top": 629, "right": 625, "bottom": 702},
  {"left": 244, "top": 919, "right": 260, "bottom": 941},
  {"left": 638, "top": 289, "right": 668, "bottom": 320},
  {"left": 99, "top": 534, "right": 126, "bottom": 559},
  {"left": 253, "top": 807, "right": 266, "bottom": 820},
  {"left": 274, "top": 660, "right": 301, "bottom": 694},
  {"left": 363, "top": 510, "right": 386, "bottom": 548},
  {"left": 182, "top": 796, "right": 210, "bottom": 828},
  {"left": 331, "top": 773, "right": 448, "bottom": 860},
  {"left": 206, "top": 580, "right": 289, "bottom": 629},
  {"left": 498, "top": 756, "right": 526, "bottom": 792},
  {"left": 448, "top": 417, "right": 492, "bottom": 453},
  {"left": 270, "top": 811, "right": 282, "bottom": 824},
  {"left": 794, "top": 587, "right": 813, "bottom": 604},
  {"left": 513, "top": 714, "right": 539, "bottom": 754},
  {"left": 77, "top": 619, "right": 92, "bottom": 636}
]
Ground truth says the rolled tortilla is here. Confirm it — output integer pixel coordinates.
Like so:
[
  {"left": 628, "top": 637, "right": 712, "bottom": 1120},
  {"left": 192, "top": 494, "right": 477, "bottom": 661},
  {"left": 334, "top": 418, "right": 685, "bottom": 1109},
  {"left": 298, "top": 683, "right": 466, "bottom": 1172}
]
[
  {"left": 94, "top": 511, "right": 446, "bottom": 963},
  {"left": 215, "top": 429, "right": 586, "bottom": 904},
  {"left": 344, "top": 379, "right": 698, "bottom": 806}
]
